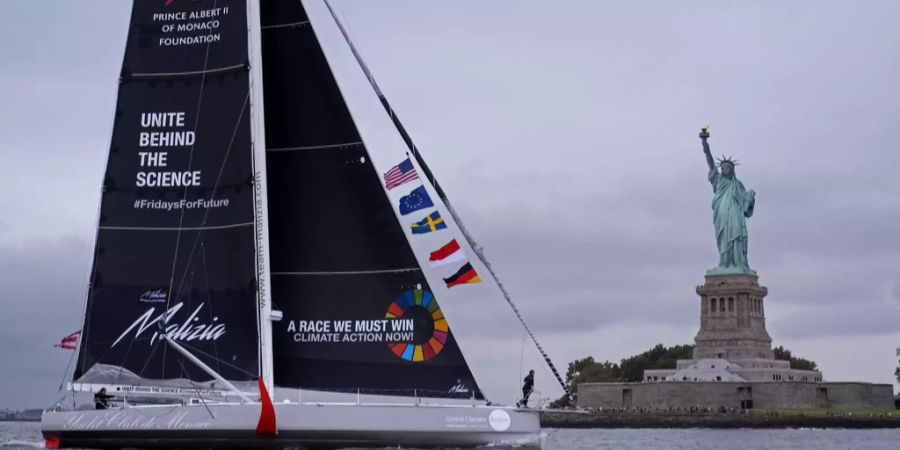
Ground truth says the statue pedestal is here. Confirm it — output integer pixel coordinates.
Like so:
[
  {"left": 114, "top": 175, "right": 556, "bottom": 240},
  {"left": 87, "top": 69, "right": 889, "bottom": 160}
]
[{"left": 693, "top": 273, "right": 773, "bottom": 361}]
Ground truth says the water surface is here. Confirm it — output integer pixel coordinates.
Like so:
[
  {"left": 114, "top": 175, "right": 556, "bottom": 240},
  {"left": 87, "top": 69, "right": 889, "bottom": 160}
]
[{"left": 4, "top": 421, "right": 900, "bottom": 449}]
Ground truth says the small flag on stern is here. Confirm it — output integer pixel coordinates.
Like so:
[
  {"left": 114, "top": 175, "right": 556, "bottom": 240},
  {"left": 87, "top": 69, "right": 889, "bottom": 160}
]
[
  {"left": 896, "top": 347, "right": 900, "bottom": 357},
  {"left": 430, "top": 239, "right": 465, "bottom": 267},
  {"left": 411, "top": 211, "right": 447, "bottom": 234},
  {"left": 399, "top": 185, "right": 434, "bottom": 215},
  {"left": 55, "top": 330, "right": 81, "bottom": 350},
  {"left": 443, "top": 262, "right": 482, "bottom": 288},
  {"left": 383, "top": 158, "right": 419, "bottom": 190}
]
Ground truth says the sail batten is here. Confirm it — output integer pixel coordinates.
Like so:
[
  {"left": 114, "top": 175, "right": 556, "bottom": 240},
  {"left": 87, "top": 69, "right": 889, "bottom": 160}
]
[
  {"left": 99, "top": 222, "right": 254, "bottom": 231},
  {"left": 128, "top": 63, "right": 248, "bottom": 78},
  {"left": 266, "top": 141, "right": 363, "bottom": 152},
  {"left": 261, "top": 20, "right": 311, "bottom": 30},
  {"left": 272, "top": 268, "right": 422, "bottom": 276}
]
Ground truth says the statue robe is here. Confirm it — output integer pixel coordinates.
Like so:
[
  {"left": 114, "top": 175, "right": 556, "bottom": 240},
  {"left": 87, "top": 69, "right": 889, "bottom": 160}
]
[{"left": 708, "top": 166, "right": 755, "bottom": 272}]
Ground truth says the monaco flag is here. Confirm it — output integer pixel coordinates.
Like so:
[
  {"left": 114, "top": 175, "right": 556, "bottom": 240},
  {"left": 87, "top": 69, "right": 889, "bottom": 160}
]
[
  {"left": 55, "top": 330, "right": 81, "bottom": 350},
  {"left": 429, "top": 239, "right": 466, "bottom": 267}
]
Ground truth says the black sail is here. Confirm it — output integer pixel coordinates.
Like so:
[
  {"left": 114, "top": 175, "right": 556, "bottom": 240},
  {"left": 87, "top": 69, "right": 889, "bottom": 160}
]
[
  {"left": 74, "top": 0, "right": 260, "bottom": 388},
  {"left": 261, "top": 0, "right": 481, "bottom": 399}
]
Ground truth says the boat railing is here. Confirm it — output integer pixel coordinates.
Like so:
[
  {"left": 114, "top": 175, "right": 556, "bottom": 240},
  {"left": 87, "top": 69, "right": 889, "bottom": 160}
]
[{"left": 59, "top": 384, "right": 530, "bottom": 411}]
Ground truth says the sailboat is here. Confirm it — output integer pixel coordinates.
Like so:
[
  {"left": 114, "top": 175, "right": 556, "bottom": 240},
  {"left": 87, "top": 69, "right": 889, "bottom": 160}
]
[{"left": 41, "top": 0, "right": 567, "bottom": 448}]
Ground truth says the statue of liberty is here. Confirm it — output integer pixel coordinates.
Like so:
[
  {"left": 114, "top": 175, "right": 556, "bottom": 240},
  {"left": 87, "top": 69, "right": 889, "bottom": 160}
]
[{"left": 699, "top": 126, "right": 756, "bottom": 275}]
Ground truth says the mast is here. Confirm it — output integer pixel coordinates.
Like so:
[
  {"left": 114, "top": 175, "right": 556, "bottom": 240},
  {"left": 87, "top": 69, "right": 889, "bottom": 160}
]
[
  {"left": 322, "top": 0, "right": 569, "bottom": 396},
  {"left": 247, "top": 0, "right": 275, "bottom": 393}
]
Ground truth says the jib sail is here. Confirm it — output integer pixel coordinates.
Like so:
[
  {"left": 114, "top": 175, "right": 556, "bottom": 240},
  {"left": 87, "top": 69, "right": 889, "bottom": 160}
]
[{"left": 261, "top": 0, "right": 481, "bottom": 399}]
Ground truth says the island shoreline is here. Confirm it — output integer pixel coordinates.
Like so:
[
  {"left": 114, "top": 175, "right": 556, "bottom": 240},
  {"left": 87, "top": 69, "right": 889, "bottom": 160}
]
[{"left": 541, "top": 410, "right": 900, "bottom": 429}]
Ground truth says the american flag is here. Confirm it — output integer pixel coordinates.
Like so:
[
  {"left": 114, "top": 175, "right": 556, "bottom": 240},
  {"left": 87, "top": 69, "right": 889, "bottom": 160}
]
[
  {"left": 383, "top": 158, "right": 419, "bottom": 190},
  {"left": 55, "top": 330, "right": 81, "bottom": 350}
]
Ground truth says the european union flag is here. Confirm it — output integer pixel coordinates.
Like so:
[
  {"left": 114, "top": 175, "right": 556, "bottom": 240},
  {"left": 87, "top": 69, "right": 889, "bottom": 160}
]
[
  {"left": 398, "top": 185, "right": 434, "bottom": 216},
  {"left": 411, "top": 211, "right": 447, "bottom": 234}
]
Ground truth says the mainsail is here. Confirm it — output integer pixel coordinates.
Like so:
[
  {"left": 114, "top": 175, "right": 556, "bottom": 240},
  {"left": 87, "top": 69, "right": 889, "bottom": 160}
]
[
  {"left": 261, "top": 0, "right": 482, "bottom": 399},
  {"left": 74, "top": 0, "right": 262, "bottom": 391}
]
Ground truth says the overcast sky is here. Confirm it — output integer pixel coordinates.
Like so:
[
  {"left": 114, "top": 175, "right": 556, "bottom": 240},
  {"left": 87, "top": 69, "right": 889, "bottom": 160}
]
[{"left": 2, "top": 0, "right": 899, "bottom": 409}]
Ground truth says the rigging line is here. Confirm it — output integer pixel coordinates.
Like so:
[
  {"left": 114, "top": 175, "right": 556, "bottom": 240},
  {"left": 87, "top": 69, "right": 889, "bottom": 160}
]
[
  {"left": 271, "top": 267, "right": 421, "bottom": 275},
  {"left": 165, "top": 0, "right": 219, "bottom": 324},
  {"left": 266, "top": 141, "right": 363, "bottom": 152},
  {"left": 323, "top": 0, "right": 570, "bottom": 396},
  {"left": 199, "top": 243, "right": 221, "bottom": 374},
  {"left": 130, "top": 63, "right": 246, "bottom": 78},
  {"left": 170, "top": 91, "right": 252, "bottom": 306},
  {"left": 517, "top": 330, "right": 526, "bottom": 403},
  {"left": 75, "top": 141, "right": 112, "bottom": 382},
  {"left": 99, "top": 222, "right": 254, "bottom": 232},
  {"left": 134, "top": 338, "right": 162, "bottom": 384},
  {"left": 261, "top": 20, "right": 310, "bottom": 30},
  {"left": 176, "top": 359, "right": 215, "bottom": 420},
  {"left": 56, "top": 344, "right": 78, "bottom": 394},
  {"left": 112, "top": 313, "right": 145, "bottom": 385}
]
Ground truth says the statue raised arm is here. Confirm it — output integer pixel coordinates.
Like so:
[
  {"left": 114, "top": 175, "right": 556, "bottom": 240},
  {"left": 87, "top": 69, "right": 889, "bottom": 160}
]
[
  {"left": 700, "top": 126, "right": 715, "bottom": 172},
  {"left": 697, "top": 126, "right": 756, "bottom": 276}
]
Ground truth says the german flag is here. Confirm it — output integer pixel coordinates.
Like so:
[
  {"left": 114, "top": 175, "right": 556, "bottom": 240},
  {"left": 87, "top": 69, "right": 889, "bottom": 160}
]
[{"left": 443, "top": 262, "right": 481, "bottom": 288}]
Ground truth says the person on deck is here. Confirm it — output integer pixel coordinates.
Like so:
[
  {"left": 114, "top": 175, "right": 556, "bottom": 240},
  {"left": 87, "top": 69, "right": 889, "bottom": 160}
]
[
  {"left": 517, "top": 369, "right": 535, "bottom": 408},
  {"left": 94, "top": 387, "right": 113, "bottom": 410}
]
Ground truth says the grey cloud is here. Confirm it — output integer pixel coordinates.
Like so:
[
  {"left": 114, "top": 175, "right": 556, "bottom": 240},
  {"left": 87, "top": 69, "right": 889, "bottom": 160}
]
[{"left": 771, "top": 284, "right": 900, "bottom": 339}]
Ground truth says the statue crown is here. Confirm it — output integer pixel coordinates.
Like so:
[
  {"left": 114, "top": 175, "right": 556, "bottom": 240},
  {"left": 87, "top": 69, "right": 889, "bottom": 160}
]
[{"left": 716, "top": 155, "right": 739, "bottom": 167}]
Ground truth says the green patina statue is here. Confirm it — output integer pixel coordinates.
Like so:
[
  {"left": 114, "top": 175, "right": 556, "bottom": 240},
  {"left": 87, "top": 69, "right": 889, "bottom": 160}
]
[{"left": 700, "top": 126, "right": 756, "bottom": 275}]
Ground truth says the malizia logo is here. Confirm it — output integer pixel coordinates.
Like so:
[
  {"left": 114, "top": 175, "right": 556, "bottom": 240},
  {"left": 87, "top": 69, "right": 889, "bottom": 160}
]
[
  {"left": 139, "top": 289, "right": 167, "bottom": 303},
  {"left": 112, "top": 302, "right": 226, "bottom": 347}
]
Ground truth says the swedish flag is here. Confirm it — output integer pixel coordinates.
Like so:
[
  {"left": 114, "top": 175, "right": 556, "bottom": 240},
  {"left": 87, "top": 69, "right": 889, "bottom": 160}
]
[{"left": 411, "top": 211, "right": 447, "bottom": 234}]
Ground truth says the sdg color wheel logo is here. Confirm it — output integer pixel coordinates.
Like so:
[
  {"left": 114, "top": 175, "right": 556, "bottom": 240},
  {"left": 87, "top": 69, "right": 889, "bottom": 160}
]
[{"left": 385, "top": 289, "right": 448, "bottom": 362}]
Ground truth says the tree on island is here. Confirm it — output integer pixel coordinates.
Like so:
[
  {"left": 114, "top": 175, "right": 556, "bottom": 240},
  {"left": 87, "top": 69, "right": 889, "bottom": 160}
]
[
  {"left": 772, "top": 345, "right": 818, "bottom": 371},
  {"left": 551, "top": 343, "right": 818, "bottom": 408}
]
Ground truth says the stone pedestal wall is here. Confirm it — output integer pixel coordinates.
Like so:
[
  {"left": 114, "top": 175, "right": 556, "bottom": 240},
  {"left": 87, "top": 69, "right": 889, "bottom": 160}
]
[
  {"left": 694, "top": 274, "right": 773, "bottom": 360},
  {"left": 577, "top": 382, "right": 895, "bottom": 410}
]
